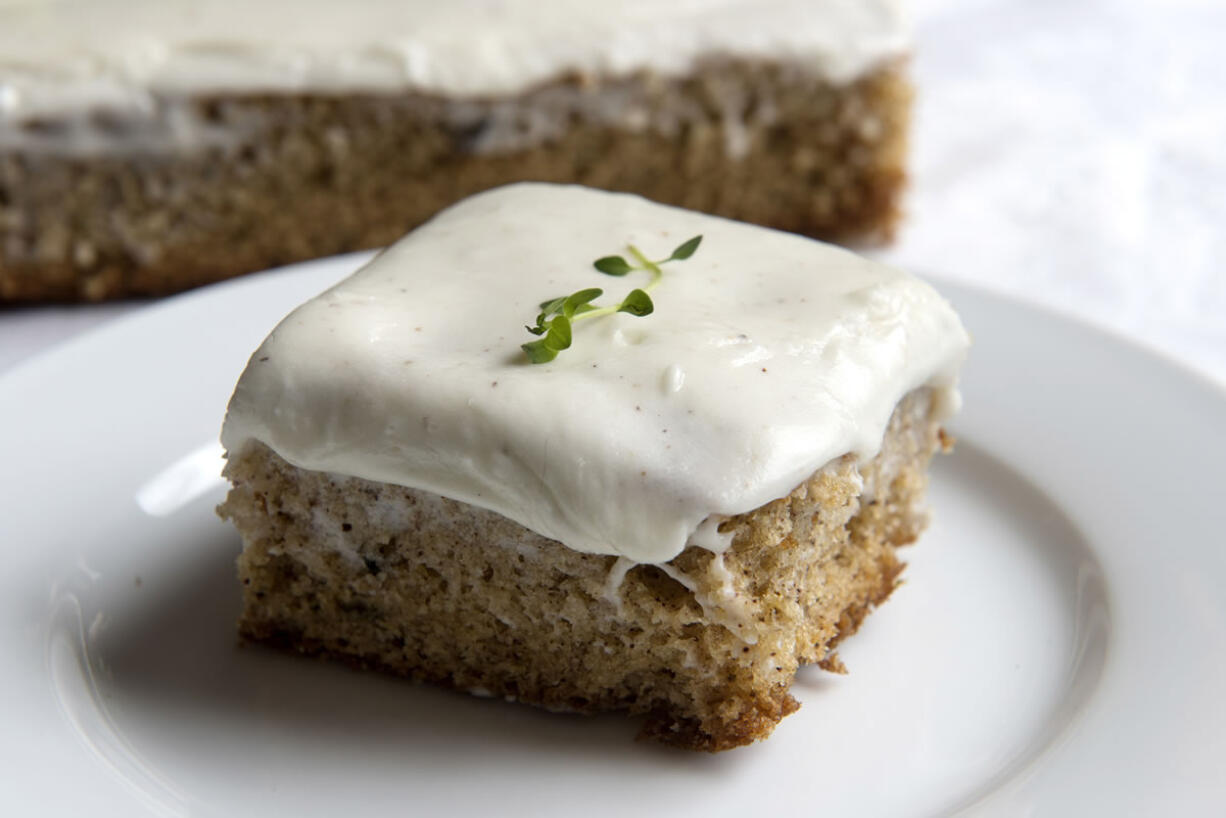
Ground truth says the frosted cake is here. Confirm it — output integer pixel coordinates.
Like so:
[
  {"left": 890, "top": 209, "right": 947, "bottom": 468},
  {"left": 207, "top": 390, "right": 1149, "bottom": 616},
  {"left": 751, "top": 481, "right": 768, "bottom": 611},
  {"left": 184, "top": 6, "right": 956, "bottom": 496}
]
[
  {"left": 218, "top": 183, "right": 968, "bottom": 750},
  {"left": 1, "top": 0, "right": 912, "bottom": 301}
]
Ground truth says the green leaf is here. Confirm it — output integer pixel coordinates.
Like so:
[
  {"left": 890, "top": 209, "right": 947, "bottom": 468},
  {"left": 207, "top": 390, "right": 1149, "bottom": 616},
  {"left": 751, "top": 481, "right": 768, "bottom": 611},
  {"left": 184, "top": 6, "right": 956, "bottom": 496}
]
[
  {"left": 522, "top": 339, "right": 558, "bottom": 363},
  {"left": 534, "top": 296, "right": 567, "bottom": 329},
  {"left": 562, "top": 288, "right": 603, "bottom": 318},
  {"left": 668, "top": 235, "right": 702, "bottom": 261},
  {"left": 524, "top": 232, "right": 700, "bottom": 360},
  {"left": 594, "top": 256, "right": 633, "bottom": 276},
  {"left": 618, "top": 289, "right": 654, "bottom": 317},
  {"left": 544, "top": 315, "right": 572, "bottom": 350},
  {"left": 523, "top": 317, "right": 571, "bottom": 363}
]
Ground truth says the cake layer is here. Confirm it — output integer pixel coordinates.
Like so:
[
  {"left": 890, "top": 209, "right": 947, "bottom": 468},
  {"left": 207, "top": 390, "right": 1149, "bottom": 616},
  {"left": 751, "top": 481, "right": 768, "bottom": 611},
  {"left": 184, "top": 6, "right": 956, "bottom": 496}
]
[
  {"left": 0, "top": 0, "right": 914, "bottom": 302},
  {"left": 221, "top": 183, "right": 968, "bottom": 563},
  {"left": 220, "top": 387, "right": 944, "bottom": 750},
  {"left": 0, "top": 60, "right": 911, "bottom": 301}
]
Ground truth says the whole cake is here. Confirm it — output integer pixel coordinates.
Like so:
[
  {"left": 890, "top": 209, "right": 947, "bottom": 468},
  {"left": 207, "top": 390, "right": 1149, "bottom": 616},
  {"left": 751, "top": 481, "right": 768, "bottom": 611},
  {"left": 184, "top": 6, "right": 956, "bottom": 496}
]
[
  {"left": 218, "top": 183, "right": 968, "bottom": 750},
  {"left": 1, "top": 0, "right": 912, "bottom": 301}
]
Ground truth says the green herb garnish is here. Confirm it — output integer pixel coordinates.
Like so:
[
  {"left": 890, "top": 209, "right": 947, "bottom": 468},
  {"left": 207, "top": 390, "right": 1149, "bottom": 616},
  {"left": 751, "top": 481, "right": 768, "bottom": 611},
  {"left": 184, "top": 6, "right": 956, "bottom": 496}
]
[{"left": 522, "top": 235, "right": 703, "bottom": 363}]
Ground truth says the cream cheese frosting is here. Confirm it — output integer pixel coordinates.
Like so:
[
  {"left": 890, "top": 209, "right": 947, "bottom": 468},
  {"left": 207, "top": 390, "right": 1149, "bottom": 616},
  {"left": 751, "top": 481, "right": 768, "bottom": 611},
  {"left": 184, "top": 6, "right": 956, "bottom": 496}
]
[
  {"left": 221, "top": 183, "right": 967, "bottom": 564},
  {"left": 0, "top": 0, "right": 906, "bottom": 123}
]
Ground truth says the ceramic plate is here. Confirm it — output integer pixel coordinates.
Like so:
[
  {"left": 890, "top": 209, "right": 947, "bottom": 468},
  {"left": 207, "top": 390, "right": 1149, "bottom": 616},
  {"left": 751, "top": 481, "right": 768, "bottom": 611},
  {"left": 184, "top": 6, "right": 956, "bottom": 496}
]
[{"left": 2, "top": 255, "right": 1223, "bottom": 816}]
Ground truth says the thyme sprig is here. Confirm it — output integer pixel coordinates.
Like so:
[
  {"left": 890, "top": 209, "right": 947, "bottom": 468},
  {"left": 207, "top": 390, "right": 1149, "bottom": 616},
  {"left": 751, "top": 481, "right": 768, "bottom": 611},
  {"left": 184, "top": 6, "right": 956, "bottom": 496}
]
[{"left": 522, "top": 235, "right": 702, "bottom": 363}]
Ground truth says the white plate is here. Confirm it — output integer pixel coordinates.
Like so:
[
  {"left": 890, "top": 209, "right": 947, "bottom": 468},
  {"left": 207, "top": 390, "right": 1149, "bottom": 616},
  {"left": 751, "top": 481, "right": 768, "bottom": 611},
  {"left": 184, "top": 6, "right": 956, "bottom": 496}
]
[{"left": 2, "top": 255, "right": 1224, "bottom": 816}]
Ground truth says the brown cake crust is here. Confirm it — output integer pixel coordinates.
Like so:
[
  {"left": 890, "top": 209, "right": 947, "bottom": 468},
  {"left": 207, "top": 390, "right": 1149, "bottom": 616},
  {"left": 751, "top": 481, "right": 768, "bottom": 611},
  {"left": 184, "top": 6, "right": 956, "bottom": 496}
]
[
  {"left": 218, "top": 388, "right": 944, "bottom": 751},
  {"left": 1, "top": 58, "right": 910, "bottom": 302}
]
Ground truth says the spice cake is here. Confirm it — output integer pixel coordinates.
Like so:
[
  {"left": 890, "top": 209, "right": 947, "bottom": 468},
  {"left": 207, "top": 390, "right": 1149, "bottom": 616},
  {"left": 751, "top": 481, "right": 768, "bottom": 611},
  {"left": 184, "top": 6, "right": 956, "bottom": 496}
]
[
  {"left": 1, "top": 0, "right": 912, "bottom": 302},
  {"left": 218, "top": 184, "right": 967, "bottom": 750}
]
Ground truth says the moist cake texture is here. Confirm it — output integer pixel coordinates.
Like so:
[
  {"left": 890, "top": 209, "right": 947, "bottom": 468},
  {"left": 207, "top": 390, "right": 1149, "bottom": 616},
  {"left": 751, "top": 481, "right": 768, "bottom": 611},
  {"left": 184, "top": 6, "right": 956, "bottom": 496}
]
[
  {"left": 218, "top": 183, "right": 968, "bottom": 749},
  {"left": 0, "top": 0, "right": 912, "bottom": 301},
  {"left": 222, "top": 390, "right": 941, "bottom": 749}
]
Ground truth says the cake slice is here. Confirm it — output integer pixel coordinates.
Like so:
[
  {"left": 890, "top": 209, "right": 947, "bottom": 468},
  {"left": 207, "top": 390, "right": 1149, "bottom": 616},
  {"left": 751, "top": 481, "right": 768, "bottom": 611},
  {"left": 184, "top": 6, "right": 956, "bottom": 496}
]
[
  {"left": 218, "top": 183, "right": 968, "bottom": 750},
  {"left": 1, "top": 0, "right": 911, "bottom": 301}
]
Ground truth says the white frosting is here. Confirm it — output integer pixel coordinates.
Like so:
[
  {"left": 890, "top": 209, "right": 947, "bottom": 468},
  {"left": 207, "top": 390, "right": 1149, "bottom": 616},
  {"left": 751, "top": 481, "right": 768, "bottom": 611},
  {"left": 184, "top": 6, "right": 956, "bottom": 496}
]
[
  {"left": 221, "top": 183, "right": 967, "bottom": 564},
  {"left": 0, "top": 0, "right": 906, "bottom": 129}
]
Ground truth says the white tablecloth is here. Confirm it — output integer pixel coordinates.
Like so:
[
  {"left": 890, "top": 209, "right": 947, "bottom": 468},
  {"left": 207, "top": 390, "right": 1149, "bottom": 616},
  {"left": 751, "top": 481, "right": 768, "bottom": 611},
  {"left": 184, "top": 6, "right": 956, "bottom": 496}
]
[
  {"left": 3, "top": 0, "right": 1223, "bottom": 387},
  {"left": 881, "top": 0, "right": 1226, "bottom": 386}
]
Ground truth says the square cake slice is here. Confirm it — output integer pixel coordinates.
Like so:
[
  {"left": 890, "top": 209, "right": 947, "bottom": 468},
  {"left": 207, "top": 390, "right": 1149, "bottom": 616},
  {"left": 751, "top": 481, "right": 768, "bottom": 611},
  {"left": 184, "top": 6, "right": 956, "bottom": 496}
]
[{"left": 218, "top": 183, "right": 968, "bottom": 750}]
